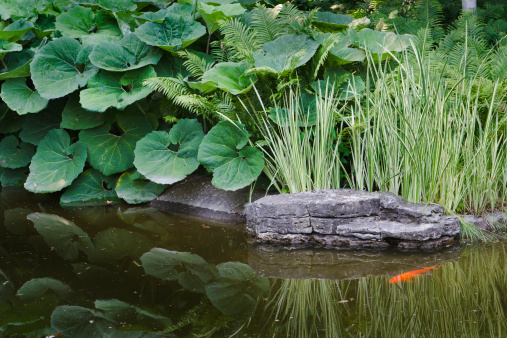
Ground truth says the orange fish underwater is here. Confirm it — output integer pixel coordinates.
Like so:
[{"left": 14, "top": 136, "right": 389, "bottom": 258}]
[{"left": 389, "top": 265, "right": 440, "bottom": 283}]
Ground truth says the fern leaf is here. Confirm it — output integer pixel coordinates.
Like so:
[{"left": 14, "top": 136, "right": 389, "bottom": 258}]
[
  {"left": 251, "top": 4, "right": 282, "bottom": 45},
  {"left": 175, "top": 50, "right": 215, "bottom": 78},
  {"left": 218, "top": 18, "right": 259, "bottom": 64}
]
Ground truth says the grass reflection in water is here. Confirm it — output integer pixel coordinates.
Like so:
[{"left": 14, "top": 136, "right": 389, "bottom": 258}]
[{"left": 259, "top": 243, "right": 507, "bottom": 337}]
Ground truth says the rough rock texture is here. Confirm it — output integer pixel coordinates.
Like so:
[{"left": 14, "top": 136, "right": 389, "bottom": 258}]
[
  {"left": 151, "top": 174, "right": 267, "bottom": 221},
  {"left": 462, "top": 212, "right": 507, "bottom": 231},
  {"left": 245, "top": 189, "right": 461, "bottom": 250},
  {"left": 248, "top": 245, "right": 461, "bottom": 280}
]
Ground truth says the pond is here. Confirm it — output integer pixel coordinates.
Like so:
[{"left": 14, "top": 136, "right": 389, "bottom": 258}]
[{"left": 1, "top": 189, "right": 506, "bottom": 337}]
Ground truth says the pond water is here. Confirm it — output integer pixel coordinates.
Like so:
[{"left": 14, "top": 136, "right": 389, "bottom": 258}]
[{"left": 1, "top": 189, "right": 506, "bottom": 337}]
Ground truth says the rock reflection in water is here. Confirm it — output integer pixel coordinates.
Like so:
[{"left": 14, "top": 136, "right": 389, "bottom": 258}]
[{"left": 248, "top": 244, "right": 461, "bottom": 280}]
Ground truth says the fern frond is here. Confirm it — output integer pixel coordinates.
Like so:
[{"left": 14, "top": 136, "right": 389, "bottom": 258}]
[
  {"left": 210, "top": 40, "right": 230, "bottom": 62},
  {"left": 251, "top": 4, "right": 282, "bottom": 45},
  {"left": 175, "top": 50, "right": 215, "bottom": 78},
  {"left": 143, "top": 77, "right": 191, "bottom": 101},
  {"left": 311, "top": 33, "right": 340, "bottom": 80},
  {"left": 218, "top": 18, "right": 259, "bottom": 64}
]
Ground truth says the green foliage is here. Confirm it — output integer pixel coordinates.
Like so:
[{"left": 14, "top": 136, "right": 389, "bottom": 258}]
[
  {"left": 198, "top": 121, "right": 264, "bottom": 191},
  {"left": 0, "top": 0, "right": 414, "bottom": 204},
  {"left": 25, "top": 129, "right": 87, "bottom": 193},
  {"left": 133, "top": 119, "right": 204, "bottom": 185}
]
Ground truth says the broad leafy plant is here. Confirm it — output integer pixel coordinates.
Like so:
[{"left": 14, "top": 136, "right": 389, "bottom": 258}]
[{"left": 0, "top": 0, "right": 412, "bottom": 206}]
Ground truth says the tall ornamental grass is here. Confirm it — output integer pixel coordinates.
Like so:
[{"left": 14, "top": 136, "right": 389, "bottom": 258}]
[
  {"left": 343, "top": 45, "right": 507, "bottom": 214},
  {"left": 242, "top": 86, "right": 345, "bottom": 194}
]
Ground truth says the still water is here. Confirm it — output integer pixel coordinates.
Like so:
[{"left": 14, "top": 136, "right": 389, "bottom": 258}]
[{"left": 1, "top": 189, "right": 506, "bottom": 337}]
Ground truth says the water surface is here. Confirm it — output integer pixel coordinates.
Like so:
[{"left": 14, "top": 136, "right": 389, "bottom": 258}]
[{"left": 0, "top": 189, "right": 506, "bottom": 337}]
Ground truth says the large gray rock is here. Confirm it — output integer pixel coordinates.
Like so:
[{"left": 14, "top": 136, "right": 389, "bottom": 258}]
[
  {"left": 151, "top": 174, "right": 267, "bottom": 221},
  {"left": 245, "top": 190, "right": 461, "bottom": 250}
]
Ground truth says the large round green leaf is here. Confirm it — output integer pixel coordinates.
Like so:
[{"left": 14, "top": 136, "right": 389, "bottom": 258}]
[
  {"left": 134, "top": 119, "right": 204, "bottom": 184},
  {"left": 313, "top": 12, "right": 353, "bottom": 33},
  {"left": 0, "top": 78, "right": 48, "bottom": 115},
  {"left": 0, "top": 1, "right": 49, "bottom": 21},
  {"left": 0, "top": 49, "right": 33, "bottom": 80},
  {"left": 0, "top": 135, "right": 35, "bottom": 169},
  {"left": 198, "top": 2, "right": 245, "bottom": 33},
  {"left": 95, "top": 0, "right": 136, "bottom": 12},
  {"left": 27, "top": 212, "right": 94, "bottom": 261},
  {"left": 17, "top": 278, "right": 73, "bottom": 301},
  {"left": 60, "top": 94, "right": 108, "bottom": 130},
  {"left": 51, "top": 306, "right": 116, "bottom": 338},
  {"left": 0, "top": 40, "right": 22, "bottom": 55},
  {"left": 197, "top": 121, "right": 264, "bottom": 191},
  {"left": 201, "top": 62, "right": 256, "bottom": 95},
  {"left": 19, "top": 102, "right": 62, "bottom": 146},
  {"left": 60, "top": 169, "right": 122, "bottom": 206},
  {"left": 0, "top": 167, "right": 27, "bottom": 187},
  {"left": 134, "top": 14, "right": 206, "bottom": 52},
  {"left": 0, "top": 19, "right": 33, "bottom": 42},
  {"left": 205, "top": 262, "right": 269, "bottom": 318},
  {"left": 253, "top": 34, "right": 320, "bottom": 75},
  {"left": 115, "top": 172, "right": 167, "bottom": 204},
  {"left": 25, "top": 129, "right": 87, "bottom": 193},
  {"left": 31, "top": 36, "right": 99, "bottom": 99},
  {"left": 80, "top": 66, "right": 156, "bottom": 112},
  {"left": 89, "top": 33, "right": 162, "bottom": 72},
  {"left": 348, "top": 28, "right": 412, "bottom": 61},
  {"left": 55, "top": 6, "right": 121, "bottom": 38},
  {"left": 79, "top": 112, "right": 152, "bottom": 176}
]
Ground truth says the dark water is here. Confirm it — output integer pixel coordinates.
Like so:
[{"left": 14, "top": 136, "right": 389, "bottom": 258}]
[{"left": 1, "top": 189, "right": 506, "bottom": 337}]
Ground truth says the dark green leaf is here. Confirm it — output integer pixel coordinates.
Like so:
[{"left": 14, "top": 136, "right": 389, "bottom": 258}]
[
  {"left": 19, "top": 104, "right": 62, "bottom": 145},
  {"left": 197, "top": 121, "right": 264, "bottom": 190},
  {"left": 0, "top": 78, "right": 48, "bottom": 115},
  {"left": 134, "top": 119, "right": 204, "bottom": 184},
  {"left": 80, "top": 66, "right": 156, "bottom": 112},
  {"left": 60, "top": 169, "right": 122, "bottom": 206},
  {"left": 0, "top": 135, "right": 35, "bottom": 169},
  {"left": 201, "top": 62, "right": 256, "bottom": 95},
  {"left": 313, "top": 12, "right": 353, "bottom": 33},
  {"left": 0, "top": 167, "right": 27, "bottom": 187},
  {"left": 0, "top": 48, "right": 33, "bottom": 80},
  {"left": 89, "top": 33, "right": 162, "bottom": 72},
  {"left": 253, "top": 34, "right": 320, "bottom": 75},
  {"left": 55, "top": 6, "right": 121, "bottom": 38},
  {"left": 115, "top": 172, "right": 167, "bottom": 204},
  {"left": 25, "top": 129, "right": 87, "bottom": 193},
  {"left": 79, "top": 112, "right": 152, "bottom": 175},
  {"left": 31, "top": 36, "right": 99, "bottom": 99},
  {"left": 134, "top": 14, "right": 206, "bottom": 52},
  {"left": 60, "top": 95, "right": 108, "bottom": 130}
]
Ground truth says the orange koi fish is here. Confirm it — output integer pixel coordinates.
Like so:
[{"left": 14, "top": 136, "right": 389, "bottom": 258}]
[{"left": 389, "top": 265, "right": 440, "bottom": 283}]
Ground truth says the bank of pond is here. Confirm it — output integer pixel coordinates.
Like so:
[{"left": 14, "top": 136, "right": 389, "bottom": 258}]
[{"left": 0, "top": 190, "right": 506, "bottom": 337}]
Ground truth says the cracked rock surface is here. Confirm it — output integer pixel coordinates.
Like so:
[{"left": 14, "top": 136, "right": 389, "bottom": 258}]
[{"left": 245, "top": 190, "right": 461, "bottom": 250}]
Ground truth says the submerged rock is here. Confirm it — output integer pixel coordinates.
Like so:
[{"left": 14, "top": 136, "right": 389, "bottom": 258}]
[{"left": 245, "top": 190, "right": 461, "bottom": 250}]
